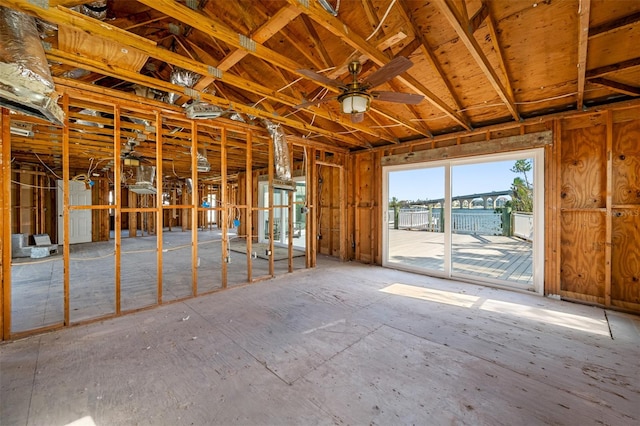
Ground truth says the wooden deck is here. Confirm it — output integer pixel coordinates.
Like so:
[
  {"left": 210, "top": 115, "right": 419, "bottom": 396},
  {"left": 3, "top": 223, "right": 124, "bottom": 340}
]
[{"left": 388, "top": 229, "right": 533, "bottom": 287}]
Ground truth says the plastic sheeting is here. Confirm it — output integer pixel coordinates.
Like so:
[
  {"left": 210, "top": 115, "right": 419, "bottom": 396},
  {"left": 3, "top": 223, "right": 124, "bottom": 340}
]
[{"left": 262, "top": 119, "right": 292, "bottom": 182}]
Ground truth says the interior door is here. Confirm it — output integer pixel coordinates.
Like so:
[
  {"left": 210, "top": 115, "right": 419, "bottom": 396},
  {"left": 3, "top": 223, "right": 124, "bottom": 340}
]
[{"left": 57, "top": 180, "right": 92, "bottom": 244}]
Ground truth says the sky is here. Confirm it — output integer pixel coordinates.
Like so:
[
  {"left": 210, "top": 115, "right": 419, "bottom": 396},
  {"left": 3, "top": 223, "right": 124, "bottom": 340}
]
[{"left": 388, "top": 159, "right": 532, "bottom": 202}]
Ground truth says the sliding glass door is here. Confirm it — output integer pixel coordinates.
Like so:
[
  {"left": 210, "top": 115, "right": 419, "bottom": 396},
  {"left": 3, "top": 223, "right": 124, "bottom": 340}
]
[{"left": 383, "top": 149, "right": 543, "bottom": 293}]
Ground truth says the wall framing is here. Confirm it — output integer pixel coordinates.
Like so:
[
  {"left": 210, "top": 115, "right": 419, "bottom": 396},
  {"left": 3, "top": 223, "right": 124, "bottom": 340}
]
[{"left": 350, "top": 101, "right": 640, "bottom": 314}]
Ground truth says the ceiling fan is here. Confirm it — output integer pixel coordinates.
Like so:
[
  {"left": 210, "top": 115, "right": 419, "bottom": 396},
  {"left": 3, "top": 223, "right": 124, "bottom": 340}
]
[
  {"left": 121, "top": 138, "right": 150, "bottom": 166},
  {"left": 296, "top": 56, "right": 424, "bottom": 123}
]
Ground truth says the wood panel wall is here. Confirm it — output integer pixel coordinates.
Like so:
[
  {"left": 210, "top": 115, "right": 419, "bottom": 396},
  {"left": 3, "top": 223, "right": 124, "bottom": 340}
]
[
  {"left": 349, "top": 102, "right": 640, "bottom": 314},
  {"left": 559, "top": 110, "right": 640, "bottom": 311}
]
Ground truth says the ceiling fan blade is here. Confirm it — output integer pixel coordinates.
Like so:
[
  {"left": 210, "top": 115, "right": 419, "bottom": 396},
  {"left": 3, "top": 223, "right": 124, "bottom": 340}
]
[
  {"left": 294, "top": 96, "right": 337, "bottom": 110},
  {"left": 361, "top": 56, "right": 414, "bottom": 89},
  {"left": 350, "top": 112, "right": 365, "bottom": 123},
  {"left": 372, "top": 91, "right": 424, "bottom": 105},
  {"left": 297, "top": 68, "right": 346, "bottom": 89}
]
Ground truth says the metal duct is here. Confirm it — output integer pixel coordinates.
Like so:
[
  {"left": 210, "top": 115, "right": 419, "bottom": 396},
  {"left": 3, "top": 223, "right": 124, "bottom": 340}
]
[
  {"left": 167, "top": 67, "right": 201, "bottom": 104},
  {"left": 36, "top": 19, "right": 57, "bottom": 38},
  {"left": 262, "top": 119, "right": 292, "bottom": 183},
  {"left": 75, "top": 108, "right": 103, "bottom": 128},
  {"left": 229, "top": 112, "right": 246, "bottom": 123},
  {"left": 72, "top": 1, "right": 108, "bottom": 21},
  {"left": 0, "top": 6, "right": 64, "bottom": 125},
  {"left": 196, "top": 148, "right": 210, "bottom": 172}
]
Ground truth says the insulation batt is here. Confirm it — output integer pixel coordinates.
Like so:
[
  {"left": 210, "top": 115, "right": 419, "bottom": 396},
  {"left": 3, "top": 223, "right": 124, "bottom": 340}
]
[{"left": 0, "top": 6, "right": 55, "bottom": 94}]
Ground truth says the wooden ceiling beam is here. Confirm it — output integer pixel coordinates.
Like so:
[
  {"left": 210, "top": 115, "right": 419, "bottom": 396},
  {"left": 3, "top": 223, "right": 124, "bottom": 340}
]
[
  {"left": 125, "top": 1, "right": 392, "bottom": 143},
  {"left": 483, "top": 1, "right": 516, "bottom": 113},
  {"left": 588, "top": 78, "right": 640, "bottom": 97},
  {"left": 589, "top": 11, "right": 640, "bottom": 38},
  {"left": 300, "top": 15, "right": 334, "bottom": 69},
  {"left": 397, "top": 0, "right": 466, "bottom": 115},
  {"left": 586, "top": 57, "right": 640, "bottom": 79},
  {"left": 469, "top": 2, "right": 489, "bottom": 33},
  {"left": 45, "top": 50, "right": 368, "bottom": 148},
  {"left": 176, "top": 4, "right": 301, "bottom": 105},
  {"left": 351, "top": 2, "right": 432, "bottom": 138},
  {"left": 576, "top": 0, "right": 591, "bottom": 110},
  {"left": 136, "top": 0, "right": 307, "bottom": 82},
  {"left": 1, "top": 0, "right": 391, "bottom": 144},
  {"left": 288, "top": 0, "right": 472, "bottom": 131},
  {"left": 435, "top": 0, "right": 520, "bottom": 121}
]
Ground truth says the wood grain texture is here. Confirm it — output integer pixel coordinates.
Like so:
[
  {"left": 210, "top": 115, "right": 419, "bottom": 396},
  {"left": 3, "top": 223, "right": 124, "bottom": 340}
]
[
  {"left": 612, "top": 119, "right": 640, "bottom": 205},
  {"left": 611, "top": 209, "right": 640, "bottom": 305},
  {"left": 560, "top": 211, "right": 606, "bottom": 298},
  {"left": 560, "top": 125, "right": 606, "bottom": 209},
  {"left": 58, "top": 26, "right": 149, "bottom": 72}
]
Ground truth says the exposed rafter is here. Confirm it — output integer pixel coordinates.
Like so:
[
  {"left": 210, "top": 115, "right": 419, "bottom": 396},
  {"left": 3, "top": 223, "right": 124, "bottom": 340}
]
[
  {"left": 586, "top": 57, "right": 640, "bottom": 79},
  {"left": 483, "top": 1, "right": 516, "bottom": 110},
  {"left": 174, "top": 4, "right": 301, "bottom": 105},
  {"left": 44, "top": 48, "right": 369, "bottom": 148},
  {"left": 589, "top": 10, "right": 640, "bottom": 38},
  {"left": 589, "top": 78, "right": 640, "bottom": 96},
  {"left": 576, "top": 0, "right": 591, "bottom": 110},
  {"left": 288, "top": 0, "right": 472, "bottom": 131},
  {"left": 1, "top": 0, "right": 400, "bottom": 144},
  {"left": 396, "top": 0, "right": 467, "bottom": 115},
  {"left": 435, "top": 0, "right": 520, "bottom": 122},
  {"left": 469, "top": 2, "right": 489, "bottom": 33}
]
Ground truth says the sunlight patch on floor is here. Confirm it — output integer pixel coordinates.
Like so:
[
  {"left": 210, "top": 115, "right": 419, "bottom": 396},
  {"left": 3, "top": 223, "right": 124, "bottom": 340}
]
[
  {"left": 380, "top": 283, "right": 479, "bottom": 308},
  {"left": 380, "top": 283, "right": 610, "bottom": 337}
]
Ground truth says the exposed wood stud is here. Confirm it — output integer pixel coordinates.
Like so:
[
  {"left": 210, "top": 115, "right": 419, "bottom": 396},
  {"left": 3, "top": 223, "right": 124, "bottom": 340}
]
[
  {"left": 605, "top": 110, "right": 612, "bottom": 306},
  {"left": 221, "top": 127, "right": 229, "bottom": 288},
  {"left": 62, "top": 93, "right": 70, "bottom": 326},
  {"left": 1, "top": 108, "right": 12, "bottom": 339},
  {"left": 114, "top": 105, "right": 121, "bottom": 315},
  {"left": 191, "top": 119, "right": 199, "bottom": 296}
]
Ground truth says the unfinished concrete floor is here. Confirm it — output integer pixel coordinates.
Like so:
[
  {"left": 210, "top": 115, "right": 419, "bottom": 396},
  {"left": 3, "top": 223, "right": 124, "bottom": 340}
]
[{"left": 2, "top": 258, "right": 639, "bottom": 425}]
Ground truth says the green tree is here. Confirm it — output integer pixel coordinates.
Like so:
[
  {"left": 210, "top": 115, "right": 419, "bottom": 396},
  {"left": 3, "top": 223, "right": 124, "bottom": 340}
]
[{"left": 510, "top": 160, "right": 533, "bottom": 212}]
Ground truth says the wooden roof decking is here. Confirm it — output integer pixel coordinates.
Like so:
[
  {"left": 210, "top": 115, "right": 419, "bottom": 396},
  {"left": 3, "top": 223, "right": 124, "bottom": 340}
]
[{"left": 2, "top": 0, "right": 639, "bottom": 177}]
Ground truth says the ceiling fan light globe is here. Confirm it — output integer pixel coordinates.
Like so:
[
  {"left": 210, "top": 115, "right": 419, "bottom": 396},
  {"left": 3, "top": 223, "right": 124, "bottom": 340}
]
[
  {"left": 340, "top": 93, "right": 370, "bottom": 114},
  {"left": 124, "top": 157, "right": 140, "bottom": 167}
]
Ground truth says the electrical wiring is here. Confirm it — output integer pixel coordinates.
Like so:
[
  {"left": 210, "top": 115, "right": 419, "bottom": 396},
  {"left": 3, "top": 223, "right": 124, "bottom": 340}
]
[
  {"left": 10, "top": 180, "right": 57, "bottom": 190},
  {"left": 34, "top": 152, "right": 62, "bottom": 179},
  {"left": 366, "top": 0, "right": 397, "bottom": 41}
]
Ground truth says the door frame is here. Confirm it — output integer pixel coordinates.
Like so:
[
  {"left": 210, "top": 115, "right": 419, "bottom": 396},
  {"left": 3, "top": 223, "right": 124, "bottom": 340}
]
[
  {"left": 382, "top": 148, "right": 545, "bottom": 294},
  {"left": 57, "top": 180, "right": 92, "bottom": 244}
]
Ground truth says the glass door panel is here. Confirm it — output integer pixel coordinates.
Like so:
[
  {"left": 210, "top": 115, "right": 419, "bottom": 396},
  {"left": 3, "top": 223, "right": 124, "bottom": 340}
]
[
  {"left": 386, "top": 167, "right": 445, "bottom": 273},
  {"left": 451, "top": 159, "right": 534, "bottom": 287}
]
